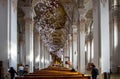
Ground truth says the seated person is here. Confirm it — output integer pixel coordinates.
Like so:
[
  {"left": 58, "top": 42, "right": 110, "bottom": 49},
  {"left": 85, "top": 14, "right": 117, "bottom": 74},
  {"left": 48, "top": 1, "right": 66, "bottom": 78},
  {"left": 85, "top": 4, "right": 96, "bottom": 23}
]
[{"left": 65, "top": 60, "right": 76, "bottom": 72}]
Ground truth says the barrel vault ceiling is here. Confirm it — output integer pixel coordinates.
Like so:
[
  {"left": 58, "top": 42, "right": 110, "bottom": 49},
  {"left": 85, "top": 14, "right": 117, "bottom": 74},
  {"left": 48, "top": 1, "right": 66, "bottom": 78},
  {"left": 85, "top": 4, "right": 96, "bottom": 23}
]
[{"left": 17, "top": 0, "right": 93, "bottom": 54}]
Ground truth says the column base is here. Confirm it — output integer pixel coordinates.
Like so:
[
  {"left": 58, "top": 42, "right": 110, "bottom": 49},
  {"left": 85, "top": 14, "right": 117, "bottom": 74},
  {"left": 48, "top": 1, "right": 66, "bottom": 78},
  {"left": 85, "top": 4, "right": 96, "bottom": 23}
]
[{"left": 103, "top": 72, "right": 110, "bottom": 79}]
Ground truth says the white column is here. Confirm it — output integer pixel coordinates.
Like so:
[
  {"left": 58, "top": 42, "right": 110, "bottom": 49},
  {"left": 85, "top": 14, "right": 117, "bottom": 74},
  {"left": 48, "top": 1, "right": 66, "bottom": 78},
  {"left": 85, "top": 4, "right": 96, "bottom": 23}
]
[
  {"left": 73, "top": 28, "right": 78, "bottom": 70},
  {"left": 18, "top": 23, "right": 25, "bottom": 65},
  {"left": 100, "top": 0, "right": 110, "bottom": 73},
  {"left": 66, "top": 40, "right": 69, "bottom": 58},
  {"left": 0, "top": 0, "right": 9, "bottom": 73},
  {"left": 0, "top": 0, "right": 18, "bottom": 73},
  {"left": 34, "top": 32, "right": 40, "bottom": 69},
  {"left": 25, "top": 19, "right": 34, "bottom": 72},
  {"left": 80, "top": 25, "right": 86, "bottom": 73},
  {"left": 39, "top": 39, "right": 42, "bottom": 69},
  {"left": 62, "top": 48, "right": 65, "bottom": 65},
  {"left": 63, "top": 45, "right": 65, "bottom": 66},
  {"left": 77, "top": 23, "right": 80, "bottom": 72},
  {"left": 44, "top": 47, "right": 49, "bottom": 68},
  {"left": 19, "top": 41, "right": 24, "bottom": 64},
  {"left": 77, "top": 25, "right": 80, "bottom": 72},
  {"left": 40, "top": 39, "right": 43, "bottom": 69},
  {"left": 87, "top": 44, "right": 90, "bottom": 63},
  {"left": 44, "top": 47, "right": 47, "bottom": 68},
  {"left": 43, "top": 45, "right": 45, "bottom": 68},
  {"left": 71, "top": 30, "right": 74, "bottom": 65},
  {"left": 47, "top": 49, "right": 50, "bottom": 67},
  {"left": 110, "top": 0, "right": 120, "bottom": 73},
  {"left": 22, "top": 39, "right": 26, "bottom": 65},
  {"left": 66, "top": 40, "right": 69, "bottom": 68},
  {"left": 23, "top": 7, "right": 34, "bottom": 72},
  {"left": 46, "top": 49, "right": 50, "bottom": 67},
  {"left": 63, "top": 43, "right": 67, "bottom": 67},
  {"left": 92, "top": 0, "right": 100, "bottom": 68},
  {"left": 9, "top": 0, "right": 18, "bottom": 69},
  {"left": 69, "top": 34, "right": 72, "bottom": 64},
  {"left": 41, "top": 42, "right": 44, "bottom": 68}
]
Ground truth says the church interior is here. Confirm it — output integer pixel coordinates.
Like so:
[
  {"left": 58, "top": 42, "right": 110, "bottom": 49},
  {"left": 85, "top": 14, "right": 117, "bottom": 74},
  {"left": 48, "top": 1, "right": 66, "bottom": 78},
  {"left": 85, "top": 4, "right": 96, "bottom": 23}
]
[{"left": 0, "top": 0, "right": 120, "bottom": 79}]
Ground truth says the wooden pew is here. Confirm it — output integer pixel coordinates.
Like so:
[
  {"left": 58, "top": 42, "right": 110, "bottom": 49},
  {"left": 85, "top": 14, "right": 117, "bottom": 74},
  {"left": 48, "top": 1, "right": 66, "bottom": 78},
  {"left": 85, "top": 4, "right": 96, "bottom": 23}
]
[
  {"left": 16, "top": 75, "right": 90, "bottom": 79},
  {"left": 15, "top": 67, "right": 90, "bottom": 79}
]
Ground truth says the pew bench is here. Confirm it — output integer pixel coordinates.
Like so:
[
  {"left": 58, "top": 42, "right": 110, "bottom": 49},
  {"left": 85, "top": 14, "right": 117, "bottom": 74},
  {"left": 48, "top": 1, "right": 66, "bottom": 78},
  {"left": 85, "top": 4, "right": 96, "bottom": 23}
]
[{"left": 16, "top": 75, "right": 90, "bottom": 79}]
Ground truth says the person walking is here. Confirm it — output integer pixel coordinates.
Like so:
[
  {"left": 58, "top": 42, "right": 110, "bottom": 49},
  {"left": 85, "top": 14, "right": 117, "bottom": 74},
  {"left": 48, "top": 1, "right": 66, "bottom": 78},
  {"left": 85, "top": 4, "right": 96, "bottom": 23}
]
[
  {"left": 8, "top": 67, "right": 18, "bottom": 79},
  {"left": 90, "top": 64, "right": 99, "bottom": 79}
]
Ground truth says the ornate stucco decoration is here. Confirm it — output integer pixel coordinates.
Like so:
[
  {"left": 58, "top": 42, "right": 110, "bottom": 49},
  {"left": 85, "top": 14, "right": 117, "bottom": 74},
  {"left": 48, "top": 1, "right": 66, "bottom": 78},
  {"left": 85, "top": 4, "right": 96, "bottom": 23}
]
[{"left": 33, "top": 0, "right": 68, "bottom": 56}]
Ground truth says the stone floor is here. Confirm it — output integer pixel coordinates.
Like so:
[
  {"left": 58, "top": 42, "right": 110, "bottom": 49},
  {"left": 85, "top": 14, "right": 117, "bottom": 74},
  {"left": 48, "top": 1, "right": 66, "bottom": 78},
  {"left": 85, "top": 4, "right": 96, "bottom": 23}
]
[
  {"left": 85, "top": 74, "right": 120, "bottom": 79},
  {"left": 109, "top": 74, "right": 120, "bottom": 79},
  {"left": 85, "top": 70, "right": 120, "bottom": 79}
]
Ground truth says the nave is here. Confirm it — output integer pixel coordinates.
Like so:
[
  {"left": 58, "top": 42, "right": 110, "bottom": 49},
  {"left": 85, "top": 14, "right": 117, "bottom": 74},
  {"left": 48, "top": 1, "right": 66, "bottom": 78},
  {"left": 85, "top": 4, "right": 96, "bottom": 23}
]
[{"left": 0, "top": 0, "right": 120, "bottom": 79}]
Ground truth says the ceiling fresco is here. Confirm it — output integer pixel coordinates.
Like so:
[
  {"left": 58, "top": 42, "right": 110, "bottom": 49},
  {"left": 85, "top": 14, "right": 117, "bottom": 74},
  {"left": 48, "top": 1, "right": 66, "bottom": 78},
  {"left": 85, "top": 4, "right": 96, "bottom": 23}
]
[
  {"left": 17, "top": 0, "right": 93, "bottom": 59},
  {"left": 32, "top": 0, "right": 82, "bottom": 53},
  {"left": 33, "top": 0, "right": 68, "bottom": 52}
]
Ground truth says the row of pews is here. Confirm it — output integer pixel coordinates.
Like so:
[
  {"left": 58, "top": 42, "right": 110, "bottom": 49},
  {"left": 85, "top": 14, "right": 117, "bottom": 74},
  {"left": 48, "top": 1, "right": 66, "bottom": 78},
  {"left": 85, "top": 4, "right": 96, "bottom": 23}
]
[{"left": 16, "top": 66, "right": 90, "bottom": 79}]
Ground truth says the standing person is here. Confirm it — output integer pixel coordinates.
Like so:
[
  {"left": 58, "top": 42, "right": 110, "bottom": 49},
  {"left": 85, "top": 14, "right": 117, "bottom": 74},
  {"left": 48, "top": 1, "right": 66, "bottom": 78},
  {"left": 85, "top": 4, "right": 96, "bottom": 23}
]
[
  {"left": 18, "top": 64, "right": 24, "bottom": 77},
  {"left": 8, "top": 67, "right": 18, "bottom": 79},
  {"left": 24, "top": 65, "right": 29, "bottom": 75},
  {"left": 90, "top": 64, "right": 99, "bottom": 79}
]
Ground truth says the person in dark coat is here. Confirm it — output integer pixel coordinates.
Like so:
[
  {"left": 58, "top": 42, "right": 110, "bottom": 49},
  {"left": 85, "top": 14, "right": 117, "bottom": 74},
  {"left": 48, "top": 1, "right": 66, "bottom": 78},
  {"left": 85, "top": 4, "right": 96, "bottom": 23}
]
[
  {"left": 90, "top": 64, "right": 99, "bottom": 79},
  {"left": 8, "top": 67, "right": 18, "bottom": 79}
]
